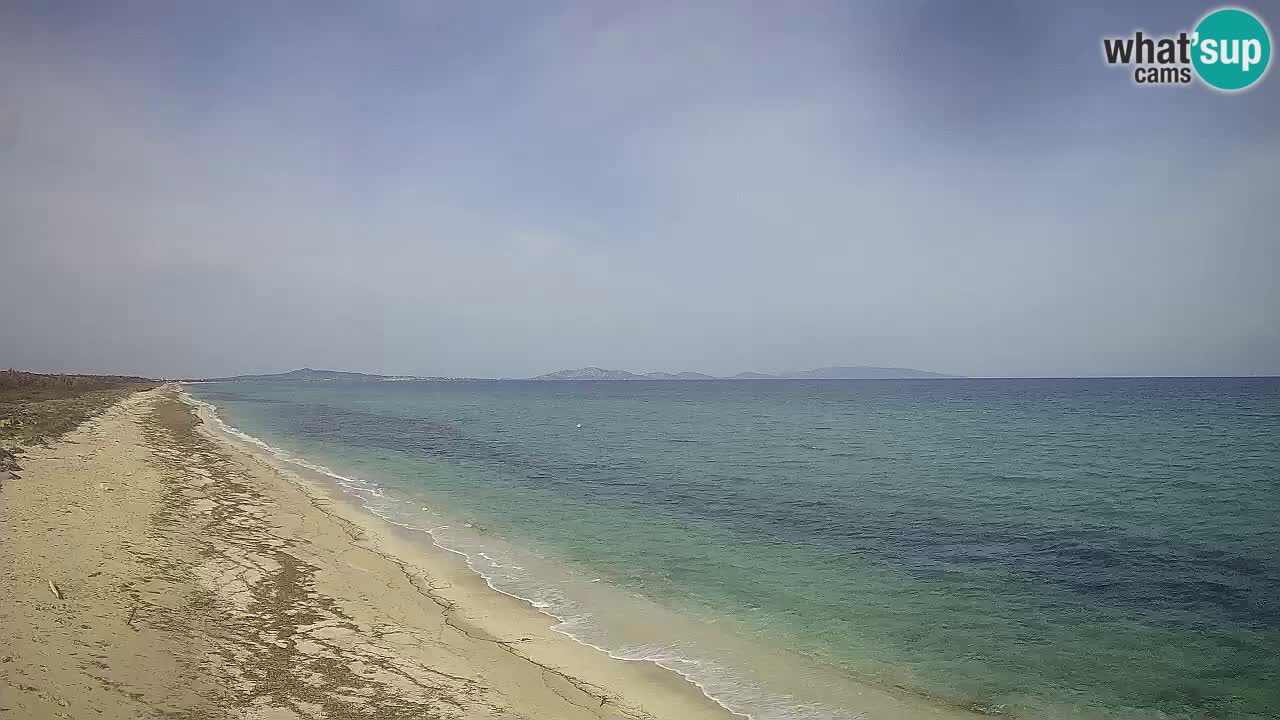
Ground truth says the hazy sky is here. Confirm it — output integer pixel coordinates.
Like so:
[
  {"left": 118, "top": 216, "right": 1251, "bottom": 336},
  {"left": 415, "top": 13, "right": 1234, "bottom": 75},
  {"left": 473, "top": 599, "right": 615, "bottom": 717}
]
[{"left": 2, "top": 1, "right": 1277, "bottom": 378}]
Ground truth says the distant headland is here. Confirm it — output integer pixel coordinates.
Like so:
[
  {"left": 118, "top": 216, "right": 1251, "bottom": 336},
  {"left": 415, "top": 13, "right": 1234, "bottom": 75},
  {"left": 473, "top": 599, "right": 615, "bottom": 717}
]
[{"left": 191, "top": 366, "right": 962, "bottom": 382}]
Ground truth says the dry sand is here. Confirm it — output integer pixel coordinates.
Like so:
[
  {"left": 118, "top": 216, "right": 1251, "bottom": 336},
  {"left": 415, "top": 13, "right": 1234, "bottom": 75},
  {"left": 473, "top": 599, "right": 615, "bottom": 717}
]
[{"left": 0, "top": 387, "right": 736, "bottom": 719}]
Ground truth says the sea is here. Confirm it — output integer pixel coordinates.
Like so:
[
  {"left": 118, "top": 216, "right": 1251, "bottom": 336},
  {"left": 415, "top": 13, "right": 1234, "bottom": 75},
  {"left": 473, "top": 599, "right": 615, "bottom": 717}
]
[{"left": 185, "top": 377, "right": 1280, "bottom": 720}]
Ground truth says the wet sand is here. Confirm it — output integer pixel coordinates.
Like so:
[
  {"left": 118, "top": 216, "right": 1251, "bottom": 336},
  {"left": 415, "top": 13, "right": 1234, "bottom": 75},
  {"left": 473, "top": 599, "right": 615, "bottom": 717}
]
[{"left": 0, "top": 387, "right": 734, "bottom": 719}]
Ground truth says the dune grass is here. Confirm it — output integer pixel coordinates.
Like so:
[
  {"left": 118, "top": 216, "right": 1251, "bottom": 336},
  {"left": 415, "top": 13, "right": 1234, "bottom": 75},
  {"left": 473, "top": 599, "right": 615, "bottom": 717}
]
[{"left": 0, "top": 370, "right": 157, "bottom": 472}]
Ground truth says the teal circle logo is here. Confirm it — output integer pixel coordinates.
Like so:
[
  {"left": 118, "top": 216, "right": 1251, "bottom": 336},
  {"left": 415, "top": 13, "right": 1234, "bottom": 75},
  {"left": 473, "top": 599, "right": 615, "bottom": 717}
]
[{"left": 1192, "top": 8, "right": 1272, "bottom": 91}]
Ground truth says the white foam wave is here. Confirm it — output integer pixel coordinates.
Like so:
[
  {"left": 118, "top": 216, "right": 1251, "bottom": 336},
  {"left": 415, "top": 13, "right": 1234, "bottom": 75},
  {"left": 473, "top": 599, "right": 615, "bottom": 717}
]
[{"left": 181, "top": 387, "right": 863, "bottom": 720}]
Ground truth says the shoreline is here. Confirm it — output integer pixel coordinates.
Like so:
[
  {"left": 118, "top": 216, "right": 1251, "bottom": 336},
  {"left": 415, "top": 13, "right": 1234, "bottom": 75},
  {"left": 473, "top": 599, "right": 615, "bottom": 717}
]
[
  {"left": 181, "top": 387, "right": 746, "bottom": 719},
  {"left": 183, "top": 387, "right": 987, "bottom": 720},
  {"left": 0, "top": 387, "right": 735, "bottom": 719}
]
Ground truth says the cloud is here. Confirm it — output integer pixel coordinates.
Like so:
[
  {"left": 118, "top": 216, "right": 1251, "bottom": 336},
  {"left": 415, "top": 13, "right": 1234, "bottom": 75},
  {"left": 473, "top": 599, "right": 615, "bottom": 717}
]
[{"left": 1, "top": 2, "right": 1277, "bottom": 378}]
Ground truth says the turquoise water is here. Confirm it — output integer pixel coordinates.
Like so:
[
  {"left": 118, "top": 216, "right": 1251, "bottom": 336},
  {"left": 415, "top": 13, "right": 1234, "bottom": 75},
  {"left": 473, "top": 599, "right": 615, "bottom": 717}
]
[{"left": 189, "top": 378, "right": 1280, "bottom": 719}]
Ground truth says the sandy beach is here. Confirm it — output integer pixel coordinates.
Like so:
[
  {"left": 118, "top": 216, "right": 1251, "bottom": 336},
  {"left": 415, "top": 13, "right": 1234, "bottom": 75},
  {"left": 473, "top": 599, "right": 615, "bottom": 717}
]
[{"left": 0, "top": 387, "right": 736, "bottom": 719}]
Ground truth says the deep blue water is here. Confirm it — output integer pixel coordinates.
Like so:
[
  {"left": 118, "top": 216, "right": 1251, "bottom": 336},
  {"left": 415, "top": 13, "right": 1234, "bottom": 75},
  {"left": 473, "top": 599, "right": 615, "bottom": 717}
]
[{"left": 189, "top": 378, "right": 1280, "bottom": 720}]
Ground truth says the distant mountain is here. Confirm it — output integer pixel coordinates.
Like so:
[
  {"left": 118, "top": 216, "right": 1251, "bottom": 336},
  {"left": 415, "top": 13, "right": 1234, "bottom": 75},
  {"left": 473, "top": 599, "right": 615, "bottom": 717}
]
[
  {"left": 531, "top": 367, "right": 644, "bottom": 381},
  {"left": 195, "top": 365, "right": 959, "bottom": 383},
  {"left": 194, "top": 368, "right": 439, "bottom": 382},
  {"left": 530, "top": 366, "right": 959, "bottom": 380}
]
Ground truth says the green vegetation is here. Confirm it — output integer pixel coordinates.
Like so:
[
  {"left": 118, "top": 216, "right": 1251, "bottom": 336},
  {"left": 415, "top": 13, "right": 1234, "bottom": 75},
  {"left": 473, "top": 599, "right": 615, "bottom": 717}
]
[{"left": 0, "top": 370, "right": 157, "bottom": 473}]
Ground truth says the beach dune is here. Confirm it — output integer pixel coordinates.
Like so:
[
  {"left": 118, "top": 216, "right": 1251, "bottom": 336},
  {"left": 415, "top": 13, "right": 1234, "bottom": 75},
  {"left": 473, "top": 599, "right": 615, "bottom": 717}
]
[{"left": 0, "top": 387, "right": 734, "bottom": 719}]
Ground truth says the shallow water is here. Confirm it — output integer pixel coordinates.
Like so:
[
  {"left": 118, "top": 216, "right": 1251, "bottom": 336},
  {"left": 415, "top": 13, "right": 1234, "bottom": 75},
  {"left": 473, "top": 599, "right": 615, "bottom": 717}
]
[{"left": 188, "top": 378, "right": 1280, "bottom": 719}]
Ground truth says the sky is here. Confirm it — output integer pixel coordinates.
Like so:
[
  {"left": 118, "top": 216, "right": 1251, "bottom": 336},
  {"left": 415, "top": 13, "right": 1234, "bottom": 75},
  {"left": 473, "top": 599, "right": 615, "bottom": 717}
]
[{"left": 1, "top": 1, "right": 1277, "bottom": 379}]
